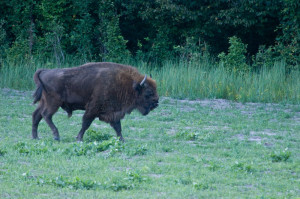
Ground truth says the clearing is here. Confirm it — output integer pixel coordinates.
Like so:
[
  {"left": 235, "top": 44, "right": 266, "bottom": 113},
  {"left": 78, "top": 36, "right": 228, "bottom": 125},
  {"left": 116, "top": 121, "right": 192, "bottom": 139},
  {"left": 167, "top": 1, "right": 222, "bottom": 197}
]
[{"left": 0, "top": 89, "right": 299, "bottom": 198}]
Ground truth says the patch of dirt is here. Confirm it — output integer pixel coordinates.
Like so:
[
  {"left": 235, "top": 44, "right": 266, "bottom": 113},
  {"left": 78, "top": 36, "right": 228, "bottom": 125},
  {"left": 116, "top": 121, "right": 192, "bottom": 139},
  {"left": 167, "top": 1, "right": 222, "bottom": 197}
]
[
  {"left": 161, "top": 97, "right": 233, "bottom": 110},
  {"left": 70, "top": 122, "right": 79, "bottom": 126},
  {"left": 264, "top": 142, "right": 273, "bottom": 147},
  {"left": 129, "top": 127, "right": 145, "bottom": 132},
  {"left": 234, "top": 134, "right": 245, "bottom": 140},
  {"left": 250, "top": 129, "right": 276, "bottom": 136},
  {"left": 233, "top": 134, "right": 265, "bottom": 143},
  {"left": 165, "top": 129, "right": 177, "bottom": 136},
  {"left": 1, "top": 88, "right": 32, "bottom": 97},
  {"left": 203, "top": 125, "right": 231, "bottom": 131},
  {"left": 248, "top": 136, "right": 263, "bottom": 143},
  {"left": 148, "top": 174, "right": 163, "bottom": 178},
  {"left": 179, "top": 106, "right": 197, "bottom": 112},
  {"left": 92, "top": 123, "right": 109, "bottom": 128}
]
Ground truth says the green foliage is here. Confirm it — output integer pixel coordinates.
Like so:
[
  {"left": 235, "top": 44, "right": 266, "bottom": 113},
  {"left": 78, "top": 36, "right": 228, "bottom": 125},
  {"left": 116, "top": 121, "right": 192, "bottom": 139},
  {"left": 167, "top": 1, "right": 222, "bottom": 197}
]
[
  {"left": 252, "top": 45, "right": 278, "bottom": 70},
  {"left": 231, "top": 161, "right": 254, "bottom": 173},
  {"left": 85, "top": 129, "right": 113, "bottom": 142},
  {"left": 6, "top": 39, "right": 31, "bottom": 64},
  {"left": 106, "top": 178, "right": 133, "bottom": 192},
  {"left": 252, "top": 0, "right": 300, "bottom": 71},
  {"left": 175, "top": 131, "right": 198, "bottom": 141},
  {"left": 0, "top": 148, "right": 6, "bottom": 156},
  {"left": 69, "top": 1, "right": 95, "bottom": 62},
  {"left": 63, "top": 138, "right": 122, "bottom": 156},
  {"left": 98, "top": 0, "right": 131, "bottom": 62},
  {"left": 64, "top": 143, "right": 95, "bottom": 156},
  {"left": 193, "top": 182, "right": 210, "bottom": 190},
  {"left": 274, "top": 0, "right": 300, "bottom": 69},
  {"left": 271, "top": 149, "right": 291, "bottom": 162},
  {"left": 126, "top": 144, "right": 148, "bottom": 156},
  {"left": 43, "top": 22, "right": 65, "bottom": 65},
  {"left": 0, "top": 19, "right": 8, "bottom": 63},
  {"left": 103, "top": 18, "right": 131, "bottom": 62},
  {"left": 1, "top": 59, "right": 299, "bottom": 103},
  {"left": 14, "top": 141, "right": 52, "bottom": 155},
  {"left": 218, "top": 36, "right": 249, "bottom": 73},
  {"left": 125, "top": 170, "right": 147, "bottom": 183},
  {"left": 161, "top": 146, "right": 173, "bottom": 153},
  {"left": 105, "top": 171, "right": 147, "bottom": 191},
  {"left": 173, "top": 36, "right": 209, "bottom": 63},
  {"left": 0, "top": 0, "right": 299, "bottom": 67},
  {"left": 36, "top": 175, "right": 100, "bottom": 190},
  {"left": 36, "top": 171, "right": 146, "bottom": 192}
]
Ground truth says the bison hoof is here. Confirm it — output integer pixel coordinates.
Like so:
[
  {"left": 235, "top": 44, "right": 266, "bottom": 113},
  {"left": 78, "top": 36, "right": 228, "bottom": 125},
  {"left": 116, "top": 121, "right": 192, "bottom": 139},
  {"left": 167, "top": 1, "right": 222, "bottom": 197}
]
[
  {"left": 32, "top": 136, "right": 39, "bottom": 140},
  {"left": 54, "top": 136, "right": 60, "bottom": 141}
]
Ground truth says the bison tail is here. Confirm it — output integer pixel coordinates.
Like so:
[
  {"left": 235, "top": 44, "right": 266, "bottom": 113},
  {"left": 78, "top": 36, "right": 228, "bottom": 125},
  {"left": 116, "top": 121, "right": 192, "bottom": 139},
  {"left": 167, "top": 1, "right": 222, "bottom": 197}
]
[
  {"left": 33, "top": 85, "right": 43, "bottom": 104},
  {"left": 33, "top": 69, "right": 46, "bottom": 104}
]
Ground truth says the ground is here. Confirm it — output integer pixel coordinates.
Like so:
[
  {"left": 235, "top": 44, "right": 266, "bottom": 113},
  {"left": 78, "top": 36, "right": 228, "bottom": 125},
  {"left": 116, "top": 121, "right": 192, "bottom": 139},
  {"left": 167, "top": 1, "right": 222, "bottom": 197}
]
[{"left": 0, "top": 88, "right": 299, "bottom": 198}]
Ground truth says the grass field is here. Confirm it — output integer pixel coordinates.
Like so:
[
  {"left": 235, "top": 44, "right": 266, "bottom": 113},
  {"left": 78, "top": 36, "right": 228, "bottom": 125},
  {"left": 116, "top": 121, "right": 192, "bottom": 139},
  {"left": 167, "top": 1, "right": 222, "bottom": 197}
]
[{"left": 0, "top": 88, "right": 299, "bottom": 198}]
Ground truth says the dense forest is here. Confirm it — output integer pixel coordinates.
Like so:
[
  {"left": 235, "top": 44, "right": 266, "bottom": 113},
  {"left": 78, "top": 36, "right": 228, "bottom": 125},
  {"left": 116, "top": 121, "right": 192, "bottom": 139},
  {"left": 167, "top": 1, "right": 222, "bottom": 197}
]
[{"left": 0, "top": 0, "right": 299, "bottom": 69}]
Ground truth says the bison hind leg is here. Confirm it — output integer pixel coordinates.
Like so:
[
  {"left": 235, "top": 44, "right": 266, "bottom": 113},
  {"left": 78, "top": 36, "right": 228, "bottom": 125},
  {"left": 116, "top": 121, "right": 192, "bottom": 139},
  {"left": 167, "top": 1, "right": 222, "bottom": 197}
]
[
  {"left": 32, "top": 104, "right": 43, "bottom": 139},
  {"left": 67, "top": 112, "right": 72, "bottom": 118},
  {"left": 41, "top": 105, "right": 60, "bottom": 141}
]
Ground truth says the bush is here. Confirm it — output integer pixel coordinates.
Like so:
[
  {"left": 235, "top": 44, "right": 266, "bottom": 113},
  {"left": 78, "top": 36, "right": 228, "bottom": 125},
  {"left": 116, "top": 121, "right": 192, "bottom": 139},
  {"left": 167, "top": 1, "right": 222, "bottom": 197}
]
[
  {"left": 218, "top": 36, "right": 249, "bottom": 74},
  {"left": 63, "top": 138, "right": 122, "bottom": 156},
  {"left": 126, "top": 144, "right": 148, "bottom": 156},
  {"left": 231, "top": 161, "right": 254, "bottom": 173},
  {"left": 270, "top": 149, "right": 291, "bottom": 162},
  {"left": 0, "top": 148, "right": 7, "bottom": 156},
  {"left": 37, "top": 175, "right": 100, "bottom": 190},
  {"left": 85, "top": 129, "right": 113, "bottom": 142},
  {"left": 252, "top": 45, "right": 278, "bottom": 70}
]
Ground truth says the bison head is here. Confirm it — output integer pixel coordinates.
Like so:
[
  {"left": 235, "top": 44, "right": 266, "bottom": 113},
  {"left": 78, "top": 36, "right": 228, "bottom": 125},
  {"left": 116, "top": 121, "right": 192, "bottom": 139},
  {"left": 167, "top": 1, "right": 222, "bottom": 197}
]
[{"left": 134, "top": 75, "right": 159, "bottom": 115}]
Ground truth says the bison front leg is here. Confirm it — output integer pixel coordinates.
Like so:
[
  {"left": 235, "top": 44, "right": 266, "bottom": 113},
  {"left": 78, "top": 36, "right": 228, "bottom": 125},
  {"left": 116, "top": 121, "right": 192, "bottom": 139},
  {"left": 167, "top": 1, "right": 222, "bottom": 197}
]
[
  {"left": 76, "top": 114, "right": 95, "bottom": 142},
  {"left": 110, "top": 120, "right": 124, "bottom": 142}
]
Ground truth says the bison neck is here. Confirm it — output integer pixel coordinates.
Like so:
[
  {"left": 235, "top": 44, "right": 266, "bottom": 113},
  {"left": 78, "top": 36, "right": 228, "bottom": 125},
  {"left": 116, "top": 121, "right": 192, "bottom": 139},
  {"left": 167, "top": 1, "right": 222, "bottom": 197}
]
[
  {"left": 98, "top": 103, "right": 135, "bottom": 123},
  {"left": 95, "top": 82, "right": 137, "bottom": 123}
]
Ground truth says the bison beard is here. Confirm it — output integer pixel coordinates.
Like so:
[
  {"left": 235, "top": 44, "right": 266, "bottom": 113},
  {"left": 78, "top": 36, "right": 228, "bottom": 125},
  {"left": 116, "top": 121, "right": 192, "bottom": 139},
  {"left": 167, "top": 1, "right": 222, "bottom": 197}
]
[{"left": 32, "top": 62, "right": 159, "bottom": 141}]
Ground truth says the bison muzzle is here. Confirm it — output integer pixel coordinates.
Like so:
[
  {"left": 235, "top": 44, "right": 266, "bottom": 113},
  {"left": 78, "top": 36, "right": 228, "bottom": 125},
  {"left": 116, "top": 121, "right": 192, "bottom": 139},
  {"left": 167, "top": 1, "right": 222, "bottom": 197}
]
[{"left": 32, "top": 62, "right": 159, "bottom": 141}]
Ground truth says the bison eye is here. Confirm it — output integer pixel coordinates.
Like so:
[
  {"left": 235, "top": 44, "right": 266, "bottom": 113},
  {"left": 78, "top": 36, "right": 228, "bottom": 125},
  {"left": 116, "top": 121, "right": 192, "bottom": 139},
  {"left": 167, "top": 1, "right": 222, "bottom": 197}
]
[
  {"left": 145, "top": 89, "right": 154, "bottom": 97},
  {"left": 145, "top": 92, "right": 154, "bottom": 99}
]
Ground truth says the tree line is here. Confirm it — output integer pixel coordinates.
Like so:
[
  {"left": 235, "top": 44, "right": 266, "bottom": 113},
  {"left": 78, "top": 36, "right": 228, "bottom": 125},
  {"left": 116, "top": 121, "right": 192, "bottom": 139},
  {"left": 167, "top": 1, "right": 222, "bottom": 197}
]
[{"left": 0, "top": 0, "right": 299, "bottom": 69}]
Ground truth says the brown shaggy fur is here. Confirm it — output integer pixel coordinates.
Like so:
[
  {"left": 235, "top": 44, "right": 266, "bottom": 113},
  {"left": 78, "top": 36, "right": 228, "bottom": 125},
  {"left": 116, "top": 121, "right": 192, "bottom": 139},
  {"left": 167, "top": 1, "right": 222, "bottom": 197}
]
[{"left": 32, "top": 62, "right": 159, "bottom": 141}]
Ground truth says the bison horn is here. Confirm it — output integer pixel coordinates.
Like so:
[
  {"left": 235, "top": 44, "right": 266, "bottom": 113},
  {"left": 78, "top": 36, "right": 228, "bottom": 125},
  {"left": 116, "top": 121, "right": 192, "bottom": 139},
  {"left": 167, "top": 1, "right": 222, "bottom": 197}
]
[{"left": 140, "top": 75, "right": 147, "bottom": 86}]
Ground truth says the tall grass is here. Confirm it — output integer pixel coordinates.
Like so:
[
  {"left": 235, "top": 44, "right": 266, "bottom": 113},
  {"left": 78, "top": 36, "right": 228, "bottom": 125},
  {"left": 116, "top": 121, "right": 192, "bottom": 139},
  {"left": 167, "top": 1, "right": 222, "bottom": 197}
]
[
  {"left": 0, "top": 58, "right": 83, "bottom": 90},
  {"left": 0, "top": 59, "right": 299, "bottom": 103},
  {"left": 141, "top": 60, "right": 300, "bottom": 103}
]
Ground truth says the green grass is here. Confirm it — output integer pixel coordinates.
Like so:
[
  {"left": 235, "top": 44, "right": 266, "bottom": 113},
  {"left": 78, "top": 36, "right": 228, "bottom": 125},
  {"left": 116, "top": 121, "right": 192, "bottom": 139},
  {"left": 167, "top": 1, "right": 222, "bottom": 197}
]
[
  {"left": 1, "top": 59, "right": 299, "bottom": 103},
  {"left": 0, "top": 89, "right": 299, "bottom": 198},
  {"left": 146, "top": 60, "right": 300, "bottom": 103}
]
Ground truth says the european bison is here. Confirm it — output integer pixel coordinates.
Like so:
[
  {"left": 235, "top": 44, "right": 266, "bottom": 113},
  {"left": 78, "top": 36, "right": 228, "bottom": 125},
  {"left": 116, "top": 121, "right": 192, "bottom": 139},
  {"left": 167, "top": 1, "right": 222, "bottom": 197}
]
[{"left": 32, "top": 62, "right": 159, "bottom": 141}]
